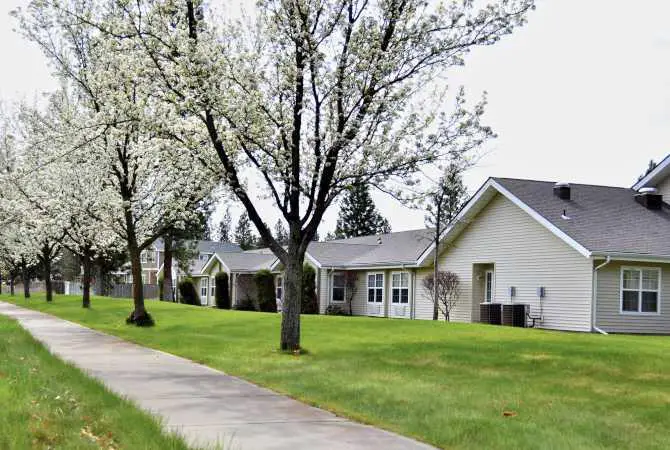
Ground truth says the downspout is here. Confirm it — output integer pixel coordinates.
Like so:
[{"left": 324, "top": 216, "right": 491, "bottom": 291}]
[{"left": 592, "top": 256, "right": 611, "bottom": 335}]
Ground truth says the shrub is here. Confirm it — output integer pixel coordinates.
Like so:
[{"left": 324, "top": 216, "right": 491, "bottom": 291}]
[
  {"left": 214, "top": 272, "right": 230, "bottom": 309},
  {"left": 302, "top": 264, "right": 319, "bottom": 314},
  {"left": 325, "top": 304, "right": 347, "bottom": 316},
  {"left": 254, "top": 270, "right": 277, "bottom": 312},
  {"left": 233, "top": 296, "right": 257, "bottom": 311},
  {"left": 177, "top": 278, "right": 200, "bottom": 306}
]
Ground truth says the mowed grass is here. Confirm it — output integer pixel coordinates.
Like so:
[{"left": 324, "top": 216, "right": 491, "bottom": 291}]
[
  {"left": 0, "top": 313, "right": 193, "bottom": 450},
  {"left": 3, "top": 294, "right": 670, "bottom": 449}
]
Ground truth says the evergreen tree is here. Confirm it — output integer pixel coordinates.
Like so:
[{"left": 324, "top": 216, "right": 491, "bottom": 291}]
[
  {"left": 274, "top": 219, "right": 289, "bottom": 246},
  {"left": 234, "top": 212, "right": 256, "bottom": 250},
  {"left": 217, "top": 208, "right": 232, "bottom": 242},
  {"left": 425, "top": 161, "right": 468, "bottom": 320},
  {"left": 334, "top": 183, "right": 391, "bottom": 238}
]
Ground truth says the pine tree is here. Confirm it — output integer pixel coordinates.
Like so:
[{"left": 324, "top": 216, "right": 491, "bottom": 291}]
[
  {"left": 274, "top": 219, "right": 289, "bottom": 246},
  {"left": 425, "top": 161, "right": 468, "bottom": 320},
  {"left": 234, "top": 212, "right": 256, "bottom": 250},
  {"left": 218, "top": 208, "right": 232, "bottom": 242},
  {"left": 334, "top": 183, "right": 391, "bottom": 238}
]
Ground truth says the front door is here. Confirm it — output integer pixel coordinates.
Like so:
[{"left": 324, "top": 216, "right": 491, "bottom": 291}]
[
  {"left": 484, "top": 270, "right": 494, "bottom": 303},
  {"left": 367, "top": 273, "right": 385, "bottom": 316},
  {"left": 200, "top": 278, "right": 209, "bottom": 305},
  {"left": 389, "top": 272, "right": 411, "bottom": 318}
]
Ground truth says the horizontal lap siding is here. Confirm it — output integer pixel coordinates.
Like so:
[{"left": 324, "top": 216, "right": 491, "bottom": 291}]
[
  {"left": 654, "top": 176, "right": 670, "bottom": 199},
  {"left": 596, "top": 261, "right": 670, "bottom": 333},
  {"left": 416, "top": 194, "right": 593, "bottom": 331}
]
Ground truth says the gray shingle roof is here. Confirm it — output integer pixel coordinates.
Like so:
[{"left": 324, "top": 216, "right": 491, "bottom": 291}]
[
  {"left": 153, "top": 239, "right": 241, "bottom": 253},
  {"left": 494, "top": 178, "right": 670, "bottom": 257},
  {"left": 214, "top": 251, "right": 277, "bottom": 272},
  {"left": 307, "top": 229, "right": 434, "bottom": 267}
]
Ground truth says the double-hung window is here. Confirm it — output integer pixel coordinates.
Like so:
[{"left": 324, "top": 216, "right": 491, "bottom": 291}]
[
  {"left": 332, "top": 273, "right": 345, "bottom": 302},
  {"left": 367, "top": 273, "right": 384, "bottom": 303},
  {"left": 276, "top": 276, "right": 284, "bottom": 301},
  {"left": 621, "top": 267, "right": 660, "bottom": 314},
  {"left": 391, "top": 272, "right": 409, "bottom": 304}
]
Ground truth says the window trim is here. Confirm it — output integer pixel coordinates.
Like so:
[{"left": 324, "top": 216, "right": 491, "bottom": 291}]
[
  {"left": 484, "top": 270, "right": 494, "bottom": 303},
  {"left": 619, "top": 266, "right": 661, "bottom": 315},
  {"left": 390, "top": 271, "right": 410, "bottom": 305},
  {"left": 366, "top": 272, "right": 385, "bottom": 304},
  {"left": 276, "top": 276, "right": 284, "bottom": 301},
  {"left": 331, "top": 272, "right": 346, "bottom": 303}
]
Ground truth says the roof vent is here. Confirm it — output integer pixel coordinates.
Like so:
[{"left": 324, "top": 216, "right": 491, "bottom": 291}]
[
  {"left": 553, "top": 182, "right": 571, "bottom": 200},
  {"left": 635, "top": 187, "right": 663, "bottom": 210},
  {"left": 377, "top": 236, "right": 382, "bottom": 244}
]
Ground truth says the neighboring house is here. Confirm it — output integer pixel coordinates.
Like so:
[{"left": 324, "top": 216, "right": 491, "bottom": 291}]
[{"left": 153, "top": 240, "right": 241, "bottom": 300}]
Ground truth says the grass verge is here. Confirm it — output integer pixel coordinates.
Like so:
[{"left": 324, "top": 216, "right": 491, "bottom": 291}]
[{"left": 0, "top": 312, "right": 193, "bottom": 450}]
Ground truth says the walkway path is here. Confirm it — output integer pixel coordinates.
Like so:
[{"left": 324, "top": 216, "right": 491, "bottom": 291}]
[{"left": 0, "top": 302, "right": 434, "bottom": 450}]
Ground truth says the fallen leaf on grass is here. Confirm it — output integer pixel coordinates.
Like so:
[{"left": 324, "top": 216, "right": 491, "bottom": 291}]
[{"left": 502, "top": 410, "right": 517, "bottom": 417}]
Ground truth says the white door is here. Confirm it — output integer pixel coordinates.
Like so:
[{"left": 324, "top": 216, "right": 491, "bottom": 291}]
[
  {"left": 484, "top": 270, "right": 494, "bottom": 303},
  {"left": 367, "top": 273, "right": 385, "bottom": 316},
  {"left": 390, "top": 272, "right": 411, "bottom": 318}
]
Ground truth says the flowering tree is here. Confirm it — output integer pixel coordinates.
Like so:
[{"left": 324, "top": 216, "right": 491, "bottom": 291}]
[
  {"left": 23, "top": 0, "right": 534, "bottom": 348},
  {"left": 15, "top": 3, "right": 219, "bottom": 323}
]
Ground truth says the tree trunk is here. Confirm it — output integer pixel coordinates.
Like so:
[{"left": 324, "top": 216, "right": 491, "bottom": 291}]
[
  {"left": 22, "top": 261, "right": 30, "bottom": 299},
  {"left": 82, "top": 254, "right": 92, "bottom": 308},
  {"left": 43, "top": 251, "right": 53, "bottom": 303},
  {"left": 10, "top": 275, "right": 15, "bottom": 296},
  {"left": 162, "top": 235, "right": 174, "bottom": 302},
  {"left": 0, "top": 273, "right": 2, "bottom": 295},
  {"left": 432, "top": 219, "right": 441, "bottom": 321},
  {"left": 280, "top": 235, "right": 304, "bottom": 352},
  {"left": 124, "top": 207, "right": 153, "bottom": 325}
]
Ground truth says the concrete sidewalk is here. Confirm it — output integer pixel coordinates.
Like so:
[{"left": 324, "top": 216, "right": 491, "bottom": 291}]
[{"left": 0, "top": 302, "right": 434, "bottom": 450}]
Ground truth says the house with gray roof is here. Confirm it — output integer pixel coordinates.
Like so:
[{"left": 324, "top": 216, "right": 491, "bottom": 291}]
[{"left": 192, "top": 156, "right": 670, "bottom": 334}]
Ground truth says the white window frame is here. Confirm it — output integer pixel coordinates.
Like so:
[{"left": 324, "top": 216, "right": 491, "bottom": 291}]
[
  {"left": 331, "top": 272, "right": 346, "bottom": 303},
  {"left": 620, "top": 266, "right": 661, "bottom": 315},
  {"left": 391, "top": 271, "right": 410, "bottom": 305},
  {"left": 200, "top": 278, "right": 208, "bottom": 300},
  {"left": 276, "top": 276, "right": 284, "bottom": 301},
  {"left": 367, "top": 272, "right": 385, "bottom": 304}
]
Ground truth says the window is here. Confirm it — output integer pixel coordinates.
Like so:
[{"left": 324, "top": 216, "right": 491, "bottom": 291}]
[
  {"left": 140, "top": 251, "right": 155, "bottom": 264},
  {"left": 621, "top": 267, "right": 660, "bottom": 314},
  {"left": 485, "top": 270, "right": 494, "bottom": 303},
  {"left": 391, "top": 272, "right": 409, "bottom": 304},
  {"left": 200, "top": 279, "right": 208, "bottom": 299},
  {"left": 200, "top": 253, "right": 211, "bottom": 262},
  {"left": 211, "top": 285, "right": 215, "bottom": 297},
  {"left": 332, "top": 273, "right": 345, "bottom": 302},
  {"left": 367, "top": 273, "right": 384, "bottom": 303},
  {"left": 276, "top": 276, "right": 284, "bottom": 300}
]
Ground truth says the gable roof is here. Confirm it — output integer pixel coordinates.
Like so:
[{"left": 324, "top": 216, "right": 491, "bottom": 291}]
[
  {"left": 152, "top": 239, "right": 241, "bottom": 253},
  {"left": 632, "top": 153, "right": 670, "bottom": 190},
  {"left": 419, "top": 177, "right": 670, "bottom": 264},
  {"left": 202, "top": 250, "right": 277, "bottom": 274},
  {"left": 495, "top": 178, "right": 670, "bottom": 258}
]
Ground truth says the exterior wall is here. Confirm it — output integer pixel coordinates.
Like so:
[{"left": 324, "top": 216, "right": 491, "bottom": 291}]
[
  {"left": 415, "top": 194, "right": 594, "bottom": 332},
  {"left": 595, "top": 260, "right": 670, "bottom": 333},
  {"left": 654, "top": 175, "right": 670, "bottom": 199}
]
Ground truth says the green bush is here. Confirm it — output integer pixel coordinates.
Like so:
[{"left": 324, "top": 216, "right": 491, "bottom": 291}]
[
  {"left": 177, "top": 278, "right": 200, "bottom": 306},
  {"left": 254, "top": 270, "right": 277, "bottom": 313},
  {"left": 233, "top": 296, "right": 257, "bottom": 311},
  {"left": 214, "top": 272, "right": 230, "bottom": 309},
  {"left": 325, "top": 304, "right": 347, "bottom": 316},
  {"left": 302, "top": 265, "right": 319, "bottom": 314}
]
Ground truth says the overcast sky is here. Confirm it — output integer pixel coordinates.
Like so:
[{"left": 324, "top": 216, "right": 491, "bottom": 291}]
[{"left": 2, "top": 0, "right": 670, "bottom": 236}]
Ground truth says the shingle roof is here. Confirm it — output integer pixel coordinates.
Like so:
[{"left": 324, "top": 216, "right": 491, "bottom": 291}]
[
  {"left": 153, "top": 239, "right": 241, "bottom": 253},
  {"left": 307, "top": 229, "right": 434, "bottom": 267},
  {"left": 215, "top": 251, "right": 277, "bottom": 272},
  {"left": 494, "top": 178, "right": 670, "bottom": 257}
]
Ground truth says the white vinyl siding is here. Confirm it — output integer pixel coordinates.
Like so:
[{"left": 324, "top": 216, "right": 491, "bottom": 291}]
[
  {"left": 596, "top": 261, "right": 670, "bottom": 333},
  {"left": 654, "top": 176, "right": 670, "bottom": 199},
  {"left": 414, "top": 194, "right": 593, "bottom": 331}
]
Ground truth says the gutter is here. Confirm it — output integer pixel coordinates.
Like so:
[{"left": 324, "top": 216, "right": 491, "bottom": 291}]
[{"left": 592, "top": 256, "right": 611, "bottom": 335}]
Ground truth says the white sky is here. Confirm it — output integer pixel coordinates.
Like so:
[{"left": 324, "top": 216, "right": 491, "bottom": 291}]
[{"left": 3, "top": 0, "right": 670, "bottom": 237}]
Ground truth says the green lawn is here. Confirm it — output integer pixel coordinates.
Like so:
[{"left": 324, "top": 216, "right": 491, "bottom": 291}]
[
  {"left": 2, "top": 294, "right": 669, "bottom": 450},
  {"left": 0, "top": 313, "right": 194, "bottom": 450}
]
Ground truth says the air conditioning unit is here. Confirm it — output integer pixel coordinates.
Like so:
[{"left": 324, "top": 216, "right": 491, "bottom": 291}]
[
  {"left": 502, "top": 304, "right": 528, "bottom": 328},
  {"left": 480, "top": 303, "right": 502, "bottom": 325}
]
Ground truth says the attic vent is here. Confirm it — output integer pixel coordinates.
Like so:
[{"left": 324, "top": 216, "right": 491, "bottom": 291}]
[
  {"left": 635, "top": 187, "right": 663, "bottom": 210},
  {"left": 553, "top": 182, "right": 571, "bottom": 200},
  {"left": 377, "top": 236, "right": 382, "bottom": 244}
]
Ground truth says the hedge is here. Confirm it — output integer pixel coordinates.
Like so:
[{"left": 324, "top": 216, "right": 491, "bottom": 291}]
[
  {"left": 302, "top": 264, "right": 319, "bottom": 314},
  {"left": 254, "top": 270, "right": 277, "bottom": 313},
  {"left": 177, "top": 278, "right": 200, "bottom": 306},
  {"left": 214, "top": 272, "right": 230, "bottom": 309}
]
